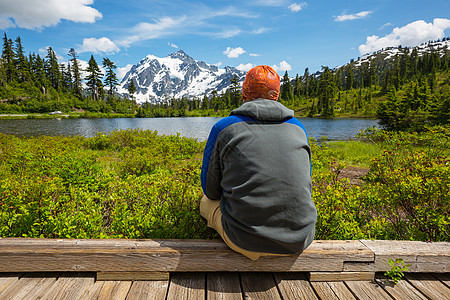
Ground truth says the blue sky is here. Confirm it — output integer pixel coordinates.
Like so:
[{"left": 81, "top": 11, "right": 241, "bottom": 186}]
[{"left": 1, "top": 0, "right": 449, "bottom": 80}]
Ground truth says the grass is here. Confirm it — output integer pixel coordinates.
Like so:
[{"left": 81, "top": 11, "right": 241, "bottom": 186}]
[
  {"left": 325, "top": 140, "right": 382, "bottom": 168},
  {"left": 0, "top": 126, "right": 448, "bottom": 241}
]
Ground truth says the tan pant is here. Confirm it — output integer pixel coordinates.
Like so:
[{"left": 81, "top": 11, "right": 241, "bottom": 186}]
[{"left": 200, "top": 194, "right": 291, "bottom": 261}]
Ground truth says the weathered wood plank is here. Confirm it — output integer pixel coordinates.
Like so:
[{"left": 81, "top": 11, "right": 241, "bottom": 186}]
[
  {"left": 327, "top": 282, "right": 358, "bottom": 299},
  {"left": 241, "top": 273, "right": 281, "bottom": 300},
  {"left": 97, "top": 281, "right": 132, "bottom": 300},
  {"left": 345, "top": 280, "right": 393, "bottom": 300},
  {"left": 308, "top": 271, "right": 374, "bottom": 282},
  {"left": 360, "top": 240, "right": 450, "bottom": 273},
  {"left": 166, "top": 272, "right": 205, "bottom": 300},
  {"left": 206, "top": 272, "right": 242, "bottom": 300},
  {"left": 406, "top": 273, "right": 450, "bottom": 300},
  {"left": 126, "top": 281, "right": 169, "bottom": 300},
  {"left": 375, "top": 275, "right": 427, "bottom": 300},
  {"left": 311, "top": 281, "right": 357, "bottom": 300},
  {"left": 310, "top": 282, "right": 339, "bottom": 299},
  {"left": 274, "top": 273, "right": 318, "bottom": 300},
  {"left": 435, "top": 273, "right": 450, "bottom": 288},
  {"left": 80, "top": 281, "right": 132, "bottom": 300},
  {"left": 0, "top": 238, "right": 373, "bottom": 273},
  {"left": 81, "top": 281, "right": 106, "bottom": 300},
  {"left": 97, "top": 271, "right": 169, "bottom": 281},
  {"left": 0, "top": 273, "right": 21, "bottom": 295},
  {"left": 0, "top": 273, "right": 60, "bottom": 300},
  {"left": 38, "top": 272, "right": 95, "bottom": 300}
]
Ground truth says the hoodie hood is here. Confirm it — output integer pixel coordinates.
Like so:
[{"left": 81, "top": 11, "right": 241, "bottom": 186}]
[{"left": 230, "top": 98, "right": 294, "bottom": 121}]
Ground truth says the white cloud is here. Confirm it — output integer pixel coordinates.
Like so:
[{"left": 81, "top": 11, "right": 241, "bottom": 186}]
[
  {"left": 236, "top": 63, "right": 254, "bottom": 72},
  {"left": 359, "top": 18, "right": 450, "bottom": 54},
  {"left": 120, "top": 16, "right": 188, "bottom": 46},
  {"left": 0, "top": 0, "right": 102, "bottom": 30},
  {"left": 252, "top": 27, "right": 268, "bottom": 34},
  {"left": 80, "top": 37, "right": 120, "bottom": 54},
  {"left": 272, "top": 61, "right": 292, "bottom": 73},
  {"left": 214, "top": 62, "right": 223, "bottom": 67},
  {"left": 168, "top": 42, "right": 178, "bottom": 48},
  {"left": 289, "top": 3, "right": 307, "bottom": 12},
  {"left": 216, "top": 28, "right": 242, "bottom": 38},
  {"left": 117, "top": 64, "right": 133, "bottom": 81},
  {"left": 249, "top": 53, "right": 261, "bottom": 57},
  {"left": 335, "top": 11, "right": 372, "bottom": 22},
  {"left": 223, "top": 47, "right": 246, "bottom": 58},
  {"left": 118, "top": 7, "right": 255, "bottom": 46},
  {"left": 379, "top": 22, "right": 393, "bottom": 30},
  {"left": 0, "top": 18, "right": 14, "bottom": 29}
]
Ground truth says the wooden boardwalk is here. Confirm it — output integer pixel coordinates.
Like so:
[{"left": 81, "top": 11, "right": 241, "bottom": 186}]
[
  {"left": 0, "top": 272, "right": 449, "bottom": 299},
  {"left": 0, "top": 238, "right": 448, "bottom": 299}
]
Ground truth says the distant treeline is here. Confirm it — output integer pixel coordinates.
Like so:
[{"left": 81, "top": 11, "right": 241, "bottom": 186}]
[{"left": 1, "top": 32, "right": 449, "bottom": 130}]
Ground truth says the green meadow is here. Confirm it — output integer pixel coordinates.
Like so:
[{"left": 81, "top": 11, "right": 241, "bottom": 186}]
[{"left": 0, "top": 126, "right": 448, "bottom": 241}]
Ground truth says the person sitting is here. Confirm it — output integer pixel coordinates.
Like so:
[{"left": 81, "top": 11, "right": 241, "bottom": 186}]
[{"left": 200, "top": 65, "right": 317, "bottom": 260}]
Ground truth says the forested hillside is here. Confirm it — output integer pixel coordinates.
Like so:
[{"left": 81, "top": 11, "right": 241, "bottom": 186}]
[
  {"left": 1, "top": 32, "right": 449, "bottom": 129},
  {"left": 277, "top": 39, "right": 450, "bottom": 130}
]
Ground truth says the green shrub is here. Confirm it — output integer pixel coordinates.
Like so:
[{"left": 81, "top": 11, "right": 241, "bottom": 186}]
[{"left": 0, "top": 127, "right": 448, "bottom": 241}]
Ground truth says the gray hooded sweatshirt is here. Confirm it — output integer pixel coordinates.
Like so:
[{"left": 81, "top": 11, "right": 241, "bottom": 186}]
[{"left": 201, "top": 98, "right": 317, "bottom": 254}]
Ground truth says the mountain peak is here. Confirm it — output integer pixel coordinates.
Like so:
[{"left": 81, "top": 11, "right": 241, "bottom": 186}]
[
  {"left": 118, "top": 50, "right": 245, "bottom": 103},
  {"left": 169, "top": 49, "right": 189, "bottom": 60}
]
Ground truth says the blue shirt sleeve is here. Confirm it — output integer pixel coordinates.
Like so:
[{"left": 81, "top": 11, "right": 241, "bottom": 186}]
[{"left": 201, "top": 115, "right": 254, "bottom": 195}]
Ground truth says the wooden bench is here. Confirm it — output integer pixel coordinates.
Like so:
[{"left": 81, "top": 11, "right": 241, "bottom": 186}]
[{"left": 0, "top": 238, "right": 448, "bottom": 281}]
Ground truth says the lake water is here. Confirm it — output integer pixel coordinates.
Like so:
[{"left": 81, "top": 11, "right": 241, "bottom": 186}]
[{"left": 0, "top": 117, "right": 379, "bottom": 141}]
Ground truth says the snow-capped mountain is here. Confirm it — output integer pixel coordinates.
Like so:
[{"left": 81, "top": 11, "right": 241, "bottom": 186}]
[
  {"left": 118, "top": 50, "right": 246, "bottom": 103},
  {"left": 353, "top": 39, "right": 450, "bottom": 68}
]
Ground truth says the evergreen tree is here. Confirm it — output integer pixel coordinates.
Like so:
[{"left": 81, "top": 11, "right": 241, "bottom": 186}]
[
  {"left": 280, "top": 71, "right": 293, "bottom": 103},
  {"left": 14, "top": 36, "right": 29, "bottom": 83},
  {"left": 45, "top": 47, "right": 60, "bottom": 90},
  {"left": 2, "top": 33, "right": 15, "bottom": 82},
  {"left": 202, "top": 94, "right": 209, "bottom": 110},
  {"left": 32, "top": 54, "right": 48, "bottom": 94},
  {"left": 102, "top": 57, "right": 119, "bottom": 95},
  {"left": 345, "top": 65, "right": 354, "bottom": 90},
  {"left": 303, "top": 68, "right": 310, "bottom": 99},
  {"left": 60, "top": 63, "right": 72, "bottom": 92},
  {"left": 127, "top": 79, "right": 137, "bottom": 100},
  {"left": 293, "top": 74, "right": 302, "bottom": 98},
  {"left": 317, "top": 66, "right": 335, "bottom": 117},
  {"left": 68, "top": 48, "right": 82, "bottom": 97},
  {"left": 229, "top": 75, "right": 241, "bottom": 108},
  {"left": 85, "top": 55, "right": 103, "bottom": 101}
]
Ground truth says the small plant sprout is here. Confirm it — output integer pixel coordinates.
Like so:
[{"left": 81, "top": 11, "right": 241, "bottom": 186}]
[{"left": 384, "top": 258, "right": 411, "bottom": 284}]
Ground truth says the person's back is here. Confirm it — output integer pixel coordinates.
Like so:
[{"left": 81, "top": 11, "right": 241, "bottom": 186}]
[{"left": 200, "top": 65, "right": 317, "bottom": 260}]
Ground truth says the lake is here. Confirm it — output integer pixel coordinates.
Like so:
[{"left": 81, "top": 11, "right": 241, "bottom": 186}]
[{"left": 0, "top": 117, "right": 379, "bottom": 141}]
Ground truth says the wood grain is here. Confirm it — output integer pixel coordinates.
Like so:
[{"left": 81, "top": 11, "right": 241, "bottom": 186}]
[
  {"left": 0, "top": 273, "right": 59, "bottom": 300},
  {"left": 406, "top": 273, "right": 450, "bottom": 300},
  {"left": 206, "top": 272, "right": 242, "bottom": 300},
  {"left": 126, "top": 281, "right": 169, "bottom": 300},
  {"left": 0, "top": 273, "right": 21, "bottom": 295},
  {"left": 240, "top": 273, "right": 281, "bottom": 300},
  {"left": 166, "top": 272, "right": 205, "bottom": 300},
  {"left": 308, "top": 271, "right": 374, "bottom": 281},
  {"left": 97, "top": 272, "right": 169, "bottom": 281},
  {"left": 39, "top": 272, "right": 95, "bottom": 300},
  {"left": 274, "top": 273, "right": 318, "bottom": 300},
  {"left": 345, "top": 280, "right": 393, "bottom": 300},
  {"left": 435, "top": 273, "right": 450, "bottom": 288},
  {"left": 0, "top": 238, "right": 373, "bottom": 272},
  {"left": 375, "top": 275, "right": 427, "bottom": 300},
  {"left": 360, "top": 240, "right": 450, "bottom": 273},
  {"left": 327, "top": 282, "right": 358, "bottom": 299}
]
